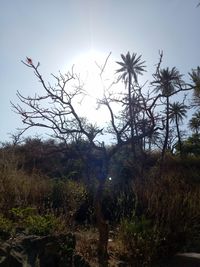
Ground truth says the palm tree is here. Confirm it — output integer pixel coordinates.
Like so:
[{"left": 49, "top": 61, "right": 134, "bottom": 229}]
[
  {"left": 189, "top": 66, "right": 200, "bottom": 106},
  {"left": 152, "top": 67, "right": 183, "bottom": 158},
  {"left": 116, "top": 52, "right": 146, "bottom": 153},
  {"left": 169, "top": 101, "right": 187, "bottom": 155},
  {"left": 189, "top": 112, "right": 200, "bottom": 134},
  {"left": 116, "top": 52, "right": 146, "bottom": 84}
]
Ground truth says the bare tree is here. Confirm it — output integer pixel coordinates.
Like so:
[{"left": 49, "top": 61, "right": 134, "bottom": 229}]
[
  {"left": 12, "top": 58, "right": 112, "bottom": 264},
  {"left": 11, "top": 52, "right": 193, "bottom": 264},
  {"left": 12, "top": 54, "right": 159, "bottom": 264}
]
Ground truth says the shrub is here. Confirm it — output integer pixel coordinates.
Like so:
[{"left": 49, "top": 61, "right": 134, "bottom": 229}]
[
  {"left": 10, "top": 207, "right": 66, "bottom": 236},
  {"left": 0, "top": 214, "right": 13, "bottom": 240},
  {"left": 25, "top": 214, "right": 60, "bottom": 235},
  {"left": 130, "top": 157, "right": 200, "bottom": 260},
  {"left": 11, "top": 206, "right": 37, "bottom": 219},
  {"left": 0, "top": 144, "right": 52, "bottom": 214},
  {"left": 51, "top": 179, "right": 87, "bottom": 223},
  {"left": 119, "top": 216, "right": 163, "bottom": 267}
]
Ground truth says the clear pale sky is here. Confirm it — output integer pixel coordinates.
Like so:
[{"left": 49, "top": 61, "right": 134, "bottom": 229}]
[{"left": 0, "top": 0, "right": 199, "bottom": 143}]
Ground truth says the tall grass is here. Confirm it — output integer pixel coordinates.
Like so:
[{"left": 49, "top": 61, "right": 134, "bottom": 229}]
[
  {"left": 0, "top": 146, "right": 87, "bottom": 222},
  {"left": 118, "top": 155, "right": 200, "bottom": 265}
]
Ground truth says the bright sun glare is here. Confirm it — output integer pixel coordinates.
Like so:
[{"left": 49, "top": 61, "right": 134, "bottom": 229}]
[{"left": 69, "top": 50, "right": 116, "bottom": 124}]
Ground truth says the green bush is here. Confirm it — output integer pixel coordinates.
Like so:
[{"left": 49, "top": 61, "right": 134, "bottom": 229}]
[
  {"left": 25, "top": 214, "right": 59, "bottom": 235},
  {"left": 119, "top": 216, "right": 164, "bottom": 267},
  {"left": 126, "top": 158, "right": 200, "bottom": 264},
  {"left": 11, "top": 207, "right": 37, "bottom": 219},
  {"left": 51, "top": 179, "right": 87, "bottom": 222},
  {"left": 10, "top": 207, "right": 66, "bottom": 236},
  {"left": 0, "top": 214, "right": 13, "bottom": 240}
]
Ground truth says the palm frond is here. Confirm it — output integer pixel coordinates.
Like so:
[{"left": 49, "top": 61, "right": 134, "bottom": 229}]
[
  {"left": 116, "top": 51, "right": 146, "bottom": 84},
  {"left": 169, "top": 102, "right": 187, "bottom": 123},
  {"left": 152, "top": 67, "right": 183, "bottom": 96}
]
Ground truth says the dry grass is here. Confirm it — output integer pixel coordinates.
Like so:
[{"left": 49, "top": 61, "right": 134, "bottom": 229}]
[
  {"left": 0, "top": 147, "right": 87, "bottom": 221},
  {"left": 75, "top": 227, "right": 125, "bottom": 267}
]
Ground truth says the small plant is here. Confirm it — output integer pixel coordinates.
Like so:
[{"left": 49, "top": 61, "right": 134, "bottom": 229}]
[
  {"left": 0, "top": 214, "right": 13, "bottom": 240},
  {"left": 11, "top": 207, "right": 37, "bottom": 219},
  {"left": 51, "top": 179, "right": 87, "bottom": 223},
  {"left": 119, "top": 216, "right": 163, "bottom": 267},
  {"left": 10, "top": 207, "right": 37, "bottom": 230},
  {"left": 10, "top": 207, "right": 66, "bottom": 236},
  {"left": 25, "top": 214, "right": 59, "bottom": 235}
]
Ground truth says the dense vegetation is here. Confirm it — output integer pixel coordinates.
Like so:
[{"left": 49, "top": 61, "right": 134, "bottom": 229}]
[
  {"left": 1, "top": 136, "right": 200, "bottom": 266},
  {"left": 1, "top": 51, "right": 200, "bottom": 266}
]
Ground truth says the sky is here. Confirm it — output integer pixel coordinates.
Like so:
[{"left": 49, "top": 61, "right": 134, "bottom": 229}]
[{"left": 0, "top": 0, "right": 200, "bottom": 143}]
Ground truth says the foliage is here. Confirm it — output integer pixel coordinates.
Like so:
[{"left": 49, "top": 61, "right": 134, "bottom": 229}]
[
  {"left": 51, "top": 178, "right": 87, "bottom": 223},
  {"left": 0, "top": 144, "right": 88, "bottom": 223},
  {"left": 0, "top": 215, "right": 13, "bottom": 240},
  {"left": 153, "top": 67, "right": 183, "bottom": 96},
  {"left": 25, "top": 214, "right": 62, "bottom": 236},
  {"left": 117, "top": 156, "right": 200, "bottom": 265},
  {"left": 189, "top": 112, "right": 200, "bottom": 134},
  {"left": 119, "top": 216, "right": 163, "bottom": 267},
  {"left": 10, "top": 207, "right": 66, "bottom": 236},
  {"left": 11, "top": 138, "right": 86, "bottom": 179},
  {"left": 1, "top": 139, "right": 200, "bottom": 265},
  {"left": 189, "top": 66, "right": 200, "bottom": 106},
  {"left": 11, "top": 206, "right": 37, "bottom": 219},
  {"left": 180, "top": 134, "right": 200, "bottom": 156},
  {"left": 133, "top": 156, "right": 200, "bottom": 252},
  {"left": 169, "top": 102, "right": 187, "bottom": 123},
  {"left": 0, "top": 151, "right": 52, "bottom": 214},
  {"left": 4, "top": 50, "right": 200, "bottom": 264},
  {"left": 102, "top": 149, "right": 137, "bottom": 222},
  {"left": 116, "top": 52, "right": 146, "bottom": 84}
]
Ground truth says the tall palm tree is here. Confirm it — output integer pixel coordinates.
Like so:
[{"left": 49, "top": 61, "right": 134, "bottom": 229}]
[
  {"left": 152, "top": 67, "right": 183, "bottom": 158},
  {"left": 189, "top": 66, "right": 200, "bottom": 106},
  {"left": 169, "top": 101, "right": 187, "bottom": 155},
  {"left": 153, "top": 67, "right": 183, "bottom": 96},
  {"left": 116, "top": 52, "right": 146, "bottom": 84},
  {"left": 116, "top": 52, "right": 146, "bottom": 153},
  {"left": 189, "top": 111, "right": 200, "bottom": 134}
]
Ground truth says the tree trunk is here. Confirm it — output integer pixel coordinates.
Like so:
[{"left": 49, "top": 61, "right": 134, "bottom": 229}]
[
  {"left": 176, "top": 115, "right": 182, "bottom": 156},
  {"left": 159, "top": 96, "right": 170, "bottom": 176},
  {"left": 128, "top": 72, "right": 135, "bottom": 155},
  {"left": 161, "top": 96, "right": 170, "bottom": 160},
  {"left": 94, "top": 178, "right": 109, "bottom": 267}
]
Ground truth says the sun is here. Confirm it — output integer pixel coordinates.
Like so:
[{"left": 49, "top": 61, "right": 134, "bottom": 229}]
[
  {"left": 70, "top": 49, "right": 116, "bottom": 124},
  {"left": 73, "top": 50, "right": 111, "bottom": 97}
]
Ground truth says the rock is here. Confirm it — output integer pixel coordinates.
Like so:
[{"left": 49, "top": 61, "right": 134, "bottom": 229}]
[
  {"left": 167, "top": 252, "right": 200, "bottom": 267},
  {"left": 117, "top": 260, "right": 129, "bottom": 267},
  {"left": 0, "top": 233, "right": 90, "bottom": 267}
]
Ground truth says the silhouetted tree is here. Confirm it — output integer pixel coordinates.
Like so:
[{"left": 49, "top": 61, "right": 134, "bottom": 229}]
[
  {"left": 189, "top": 112, "right": 200, "bottom": 134},
  {"left": 11, "top": 52, "right": 160, "bottom": 265},
  {"left": 152, "top": 67, "right": 184, "bottom": 159},
  {"left": 11, "top": 52, "right": 194, "bottom": 263},
  {"left": 169, "top": 101, "right": 187, "bottom": 155},
  {"left": 116, "top": 52, "right": 146, "bottom": 154},
  {"left": 12, "top": 58, "right": 111, "bottom": 265},
  {"left": 189, "top": 66, "right": 200, "bottom": 107}
]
